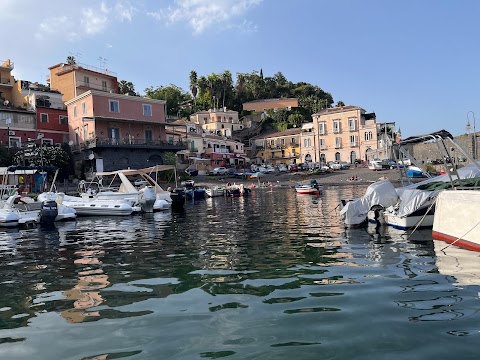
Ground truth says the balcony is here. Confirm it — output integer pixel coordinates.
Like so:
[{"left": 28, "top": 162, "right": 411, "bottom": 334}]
[
  {"left": 75, "top": 80, "right": 117, "bottom": 93},
  {"left": 350, "top": 142, "right": 357, "bottom": 147},
  {"left": 71, "top": 137, "right": 187, "bottom": 152},
  {"left": 0, "top": 79, "right": 13, "bottom": 88},
  {"left": 0, "top": 60, "right": 14, "bottom": 70}
]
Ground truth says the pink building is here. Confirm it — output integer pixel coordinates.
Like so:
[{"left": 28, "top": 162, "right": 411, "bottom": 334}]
[{"left": 65, "top": 90, "right": 186, "bottom": 173}]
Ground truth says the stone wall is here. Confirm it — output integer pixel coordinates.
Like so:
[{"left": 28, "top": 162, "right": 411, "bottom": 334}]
[{"left": 409, "top": 133, "right": 479, "bottom": 165}]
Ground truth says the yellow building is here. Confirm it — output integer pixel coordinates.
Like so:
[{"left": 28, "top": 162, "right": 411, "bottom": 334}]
[
  {"left": 312, "top": 106, "right": 378, "bottom": 164},
  {"left": 251, "top": 128, "right": 302, "bottom": 165},
  {"left": 0, "top": 59, "right": 15, "bottom": 106},
  {"left": 190, "top": 108, "right": 242, "bottom": 138}
]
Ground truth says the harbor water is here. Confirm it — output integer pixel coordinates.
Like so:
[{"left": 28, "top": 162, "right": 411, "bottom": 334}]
[{"left": 1, "top": 186, "right": 479, "bottom": 359}]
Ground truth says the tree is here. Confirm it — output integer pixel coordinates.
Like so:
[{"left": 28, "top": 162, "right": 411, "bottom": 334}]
[
  {"left": 66, "top": 56, "right": 76, "bottom": 65},
  {"left": 12, "top": 145, "right": 70, "bottom": 169},
  {"left": 118, "top": 80, "right": 137, "bottom": 95},
  {"left": 144, "top": 84, "right": 192, "bottom": 116},
  {"left": 0, "top": 145, "right": 12, "bottom": 166},
  {"left": 336, "top": 100, "right": 345, "bottom": 107},
  {"left": 189, "top": 71, "right": 198, "bottom": 107}
]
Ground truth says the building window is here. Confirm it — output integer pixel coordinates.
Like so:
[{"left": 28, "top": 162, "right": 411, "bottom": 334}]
[
  {"left": 109, "top": 100, "right": 119, "bottom": 113},
  {"left": 9, "top": 137, "right": 21, "bottom": 148},
  {"left": 59, "top": 115, "right": 68, "bottom": 125},
  {"left": 81, "top": 101, "right": 86, "bottom": 114},
  {"left": 350, "top": 135, "right": 357, "bottom": 146},
  {"left": 291, "top": 137, "right": 296, "bottom": 144},
  {"left": 333, "top": 120, "right": 341, "bottom": 133},
  {"left": 73, "top": 106, "right": 77, "bottom": 117},
  {"left": 102, "top": 80, "right": 107, "bottom": 91},
  {"left": 83, "top": 125, "right": 88, "bottom": 140},
  {"left": 319, "top": 138, "right": 326, "bottom": 150},
  {"left": 84, "top": 76, "right": 90, "bottom": 86},
  {"left": 143, "top": 104, "right": 152, "bottom": 116},
  {"left": 364, "top": 131, "right": 373, "bottom": 141},
  {"left": 335, "top": 137, "right": 342, "bottom": 148},
  {"left": 348, "top": 117, "right": 356, "bottom": 131},
  {"left": 145, "top": 129, "right": 153, "bottom": 143},
  {"left": 319, "top": 122, "right": 326, "bottom": 135},
  {"left": 335, "top": 152, "right": 341, "bottom": 161},
  {"left": 281, "top": 139, "right": 285, "bottom": 145},
  {"left": 40, "top": 113, "right": 48, "bottom": 123}
]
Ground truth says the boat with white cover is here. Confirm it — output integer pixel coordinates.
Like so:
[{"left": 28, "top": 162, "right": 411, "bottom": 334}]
[{"left": 341, "top": 130, "right": 480, "bottom": 229}]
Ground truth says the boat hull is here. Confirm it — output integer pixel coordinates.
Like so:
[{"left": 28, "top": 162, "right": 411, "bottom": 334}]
[
  {"left": 432, "top": 190, "right": 480, "bottom": 251},
  {"left": 367, "top": 210, "right": 434, "bottom": 230}
]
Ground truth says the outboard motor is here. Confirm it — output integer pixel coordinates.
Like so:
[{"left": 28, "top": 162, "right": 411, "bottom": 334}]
[
  {"left": 138, "top": 187, "right": 156, "bottom": 213},
  {"left": 39, "top": 200, "right": 58, "bottom": 226}
]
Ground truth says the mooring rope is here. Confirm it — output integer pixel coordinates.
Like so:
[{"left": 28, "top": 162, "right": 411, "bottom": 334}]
[
  {"left": 440, "top": 218, "right": 480, "bottom": 251},
  {"left": 407, "top": 198, "right": 437, "bottom": 240}
]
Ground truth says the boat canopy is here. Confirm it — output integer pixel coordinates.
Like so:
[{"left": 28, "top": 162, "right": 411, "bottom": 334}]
[
  {"left": 96, "top": 165, "right": 175, "bottom": 177},
  {"left": 397, "top": 130, "right": 453, "bottom": 145},
  {"left": 4, "top": 165, "right": 58, "bottom": 174}
]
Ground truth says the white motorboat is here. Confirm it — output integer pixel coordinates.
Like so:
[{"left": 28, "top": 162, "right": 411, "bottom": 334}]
[
  {"left": 0, "top": 194, "right": 60, "bottom": 227},
  {"left": 36, "top": 193, "right": 77, "bottom": 221},
  {"left": 205, "top": 186, "right": 225, "bottom": 197},
  {"left": 60, "top": 192, "right": 133, "bottom": 216},
  {"left": 94, "top": 166, "right": 174, "bottom": 212},
  {"left": 432, "top": 190, "right": 480, "bottom": 252},
  {"left": 295, "top": 184, "right": 323, "bottom": 195}
]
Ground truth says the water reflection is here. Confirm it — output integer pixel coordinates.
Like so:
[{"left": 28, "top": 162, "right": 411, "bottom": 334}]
[{"left": 1, "top": 186, "right": 480, "bottom": 359}]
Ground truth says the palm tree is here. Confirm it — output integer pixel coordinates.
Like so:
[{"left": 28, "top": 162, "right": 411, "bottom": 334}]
[
  {"left": 189, "top": 71, "right": 198, "bottom": 108},
  {"left": 66, "top": 56, "right": 76, "bottom": 65}
]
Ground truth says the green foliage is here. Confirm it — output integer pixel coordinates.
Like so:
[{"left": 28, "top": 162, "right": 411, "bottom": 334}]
[
  {"left": 66, "top": 56, "right": 76, "bottom": 65},
  {"left": 144, "top": 84, "right": 192, "bottom": 116},
  {"left": 13, "top": 145, "right": 69, "bottom": 168},
  {"left": 118, "top": 80, "right": 137, "bottom": 95},
  {"left": 163, "top": 151, "right": 176, "bottom": 165},
  {"left": 0, "top": 145, "right": 12, "bottom": 166}
]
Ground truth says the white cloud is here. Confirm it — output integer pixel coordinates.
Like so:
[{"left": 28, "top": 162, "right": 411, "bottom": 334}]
[
  {"left": 30, "top": 1, "right": 138, "bottom": 42},
  {"left": 148, "top": 0, "right": 263, "bottom": 34},
  {"left": 81, "top": 6, "right": 109, "bottom": 35}
]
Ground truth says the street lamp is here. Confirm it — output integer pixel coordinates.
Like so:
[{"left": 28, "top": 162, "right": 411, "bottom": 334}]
[
  {"left": 5, "top": 118, "right": 12, "bottom": 149},
  {"left": 467, "top": 111, "right": 476, "bottom": 160}
]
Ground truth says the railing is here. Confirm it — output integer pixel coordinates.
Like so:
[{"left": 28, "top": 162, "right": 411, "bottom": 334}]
[
  {"left": 72, "top": 137, "right": 187, "bottom": 151},
  {"left": 0, "top": 79, "right": 12, "bottom": 86},
  {"left": 350, "top": 142, "right": 357, "bottom": 147},
  {"left": 75, "top": 80, "right": 117, "bottom": 93},
  {"left": 57, "top": 63, "right": 117, "bottom": 77},
  {"left": 0, "top": 60, "right": 14, "bottom": 69}
]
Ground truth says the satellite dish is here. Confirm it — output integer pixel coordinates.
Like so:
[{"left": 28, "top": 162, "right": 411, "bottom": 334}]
[
  {"left": 88, "top": 153, "right": 94, "bottom": 160},
  {"left": 68, "top": 140, "right": 74, "bottom": 146}
]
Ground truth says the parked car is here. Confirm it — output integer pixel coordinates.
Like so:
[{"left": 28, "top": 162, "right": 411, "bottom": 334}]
[
  {"left": 234, "top": 169, "right": 254, "bottom": 178},
  {"left": 339, "top": 161, "right": 351, "bottom": 169},
  {"left": 134, "top": 179, "right": 148, "bottom": 186},
  {"left": 210, "top": 167, "right": 227, "bottom": 175},
  {"left": 288, "top": 164, "right": 298, "bottom": 172},
  {"left": 226, "top": 168, "right": 236, "bottom": 175},
  {"left": 278, "top": 164, "right": 288, "bottom": 173},
  {"left": 185, "top": 168, "right": 198, "bottom": 176},
  {"left": 328, "top": 162, "right": 342, "bottom": 170}
]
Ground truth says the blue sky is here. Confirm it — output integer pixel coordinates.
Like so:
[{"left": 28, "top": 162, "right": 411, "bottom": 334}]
[{"left": 2, "top": 0, "right": 479, "bottom": 137}]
